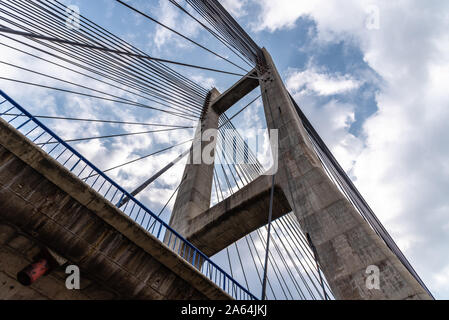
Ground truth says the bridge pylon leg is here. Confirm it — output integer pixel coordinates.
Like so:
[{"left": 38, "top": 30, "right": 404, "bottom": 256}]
[
  {"left": 258, "top": 48, "right": 431, "bottom": 300},
  {"left": 164, "top": 88, "right": 220, "bottom": 266}
]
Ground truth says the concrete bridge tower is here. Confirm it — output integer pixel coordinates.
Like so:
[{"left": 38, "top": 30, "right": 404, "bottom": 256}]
[{"left": 167, "top": 48, "right": 432, "bottom": 300}]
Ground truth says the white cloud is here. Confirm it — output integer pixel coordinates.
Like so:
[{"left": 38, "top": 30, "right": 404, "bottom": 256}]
[
  {"left": 286, "top": 67, "right": 362, "bottom": 96},
  {"left": 250, "top": 0, "right": 367, "bottom": 40},
  {"left": 152, "top": 0, "right": 200, "bottom": 50},
  {"left": 191, "top": 74, "right": 217, "bottom": 91},
  {"left": 292, "top": 94, "right": 363, "bottom": 173},
  {"left": 434, "top": 265, "right": 449, "bottom": 293}
]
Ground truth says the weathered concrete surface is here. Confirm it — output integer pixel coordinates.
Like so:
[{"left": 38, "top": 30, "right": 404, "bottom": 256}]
[
  {"left": 212, "top": 68, "right": 258, "bottom": 115},
  {"left": 185, "top": 175, "right": 291, "bottom": 257},
  {"left": 0, "top": 118, "right": 231, "bottom": 300},
  {"left": 258, "top": 48, "right": 431, "bottom": 300},
  {"left": 0, "top": 222, "right": 113, "bottom": 299},
  {"left": 168, "top": 88, "right": 221, "bottom": 237}
]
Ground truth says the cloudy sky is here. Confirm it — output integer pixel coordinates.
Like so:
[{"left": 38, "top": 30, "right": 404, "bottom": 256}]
[{"left": 1, "top": 0, "right": 448, "bottom": 299}]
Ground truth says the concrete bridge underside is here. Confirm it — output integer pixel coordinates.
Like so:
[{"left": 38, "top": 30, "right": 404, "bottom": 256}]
[{"left": 0, "top": 118, "right": 231, "bottom": 300}]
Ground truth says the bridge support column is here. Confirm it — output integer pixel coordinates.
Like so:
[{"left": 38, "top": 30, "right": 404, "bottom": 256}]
[
  {"left": 258, "top": 48, "right": 430, "bottom": 300},
  {"left": 166, "top": 89, "right": 220, "bottom": 243}
]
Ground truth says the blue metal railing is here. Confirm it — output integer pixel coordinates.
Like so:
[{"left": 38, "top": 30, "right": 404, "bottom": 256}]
[{"left": 0, "top": 90, "right": 257, "bottom": 300}]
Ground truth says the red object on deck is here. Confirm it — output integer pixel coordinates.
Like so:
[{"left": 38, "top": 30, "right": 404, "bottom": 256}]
[{"left": 17, "top": 258, "right": 50, "bottom": 286}]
